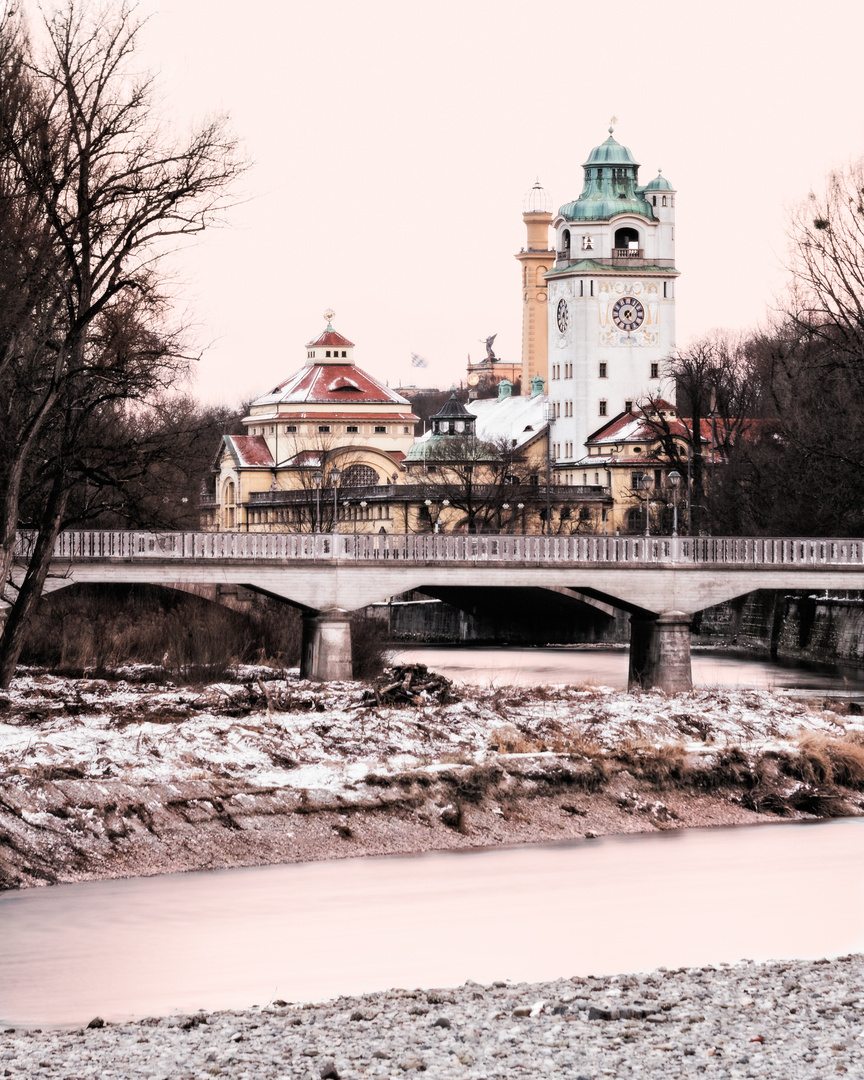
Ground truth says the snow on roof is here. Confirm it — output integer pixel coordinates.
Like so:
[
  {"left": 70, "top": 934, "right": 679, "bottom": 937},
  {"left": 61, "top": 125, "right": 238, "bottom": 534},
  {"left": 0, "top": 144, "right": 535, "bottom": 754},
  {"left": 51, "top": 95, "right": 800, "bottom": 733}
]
[
  {"left": 470, "top": 391, "right": 549, "bottom": 449},
  {"left": 224, "top": 435, "right": 274, "bottom": 467},
  {"left": 252, "top": 364, "right": 413, "bottom": 410},
  {"left": 305, "top": 327, "right": 355, "bottom": 349}
]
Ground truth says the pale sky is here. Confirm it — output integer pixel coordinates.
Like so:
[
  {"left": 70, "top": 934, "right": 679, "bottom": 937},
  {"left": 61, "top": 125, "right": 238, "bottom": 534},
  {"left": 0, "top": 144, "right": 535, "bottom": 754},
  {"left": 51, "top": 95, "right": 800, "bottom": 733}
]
[{"left": 133, "top": 0, "right": 864, "bottom": 406}]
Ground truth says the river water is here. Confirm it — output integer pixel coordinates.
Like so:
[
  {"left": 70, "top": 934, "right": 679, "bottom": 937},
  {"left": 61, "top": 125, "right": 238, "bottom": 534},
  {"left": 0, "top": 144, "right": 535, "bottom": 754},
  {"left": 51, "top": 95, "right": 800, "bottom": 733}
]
[
  {"left": 3, "top": 819, "right": 864, "bottom": 1028},
  {"left": 391, "top": 645, "right": 864, "bottom": 693}
]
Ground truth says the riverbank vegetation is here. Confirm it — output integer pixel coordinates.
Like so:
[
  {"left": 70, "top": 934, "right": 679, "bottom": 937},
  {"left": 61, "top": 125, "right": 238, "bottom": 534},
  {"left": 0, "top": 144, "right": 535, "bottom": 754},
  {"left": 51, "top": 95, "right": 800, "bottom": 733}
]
[{"left": 2, "top": 667, "right": 863, "bottom": 889}]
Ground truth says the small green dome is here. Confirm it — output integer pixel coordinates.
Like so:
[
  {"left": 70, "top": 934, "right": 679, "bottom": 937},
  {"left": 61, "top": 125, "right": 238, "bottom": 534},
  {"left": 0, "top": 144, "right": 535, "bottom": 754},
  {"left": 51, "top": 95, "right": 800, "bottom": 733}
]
[{"left": 643, "top": 170, "right": 673, "bottom": 192}]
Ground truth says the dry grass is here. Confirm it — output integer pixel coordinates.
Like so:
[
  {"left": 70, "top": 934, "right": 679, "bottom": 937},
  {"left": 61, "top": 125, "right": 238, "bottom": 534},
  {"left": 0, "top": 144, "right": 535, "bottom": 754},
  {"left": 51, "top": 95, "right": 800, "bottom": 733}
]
[{"left": 792, "top": 733, "right": 864, "bottom": 789}]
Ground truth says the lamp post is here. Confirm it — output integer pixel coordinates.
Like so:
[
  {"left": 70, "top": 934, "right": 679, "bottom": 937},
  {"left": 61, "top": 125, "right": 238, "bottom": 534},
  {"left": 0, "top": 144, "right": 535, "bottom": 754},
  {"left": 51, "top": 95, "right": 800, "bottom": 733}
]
[
  {"left": 639, "top": 474, "right": 652, "bottom": 537},
  {"left": 424, "top": 497, "right": 449, "bottom": 533},
  {"left": 668, "top": 470, "right": 681, "bottom": 538},
  {"left": 517, "top": 502, "right": 525, "bottom": 535},
  {"left": 312, "top": 469, "right": 323, "bottom": 533},
  {"left": 331, "top": 467, "right": 341, "bottom": 533},
  {"left": 359, "top": 500, "right": 367, "bottom": 533},
  {"left": 501, "top": 502, "right": 510, "bottom": 533}
]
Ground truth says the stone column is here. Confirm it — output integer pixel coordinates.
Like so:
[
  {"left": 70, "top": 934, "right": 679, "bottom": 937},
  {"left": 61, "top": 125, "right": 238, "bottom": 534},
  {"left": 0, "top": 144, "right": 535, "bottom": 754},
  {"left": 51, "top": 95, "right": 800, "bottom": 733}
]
[
  {"left": 628, "top": 610, "right": 692, "bottom": 693},
  {"left": 300, "top": 608, "right": 353, "bottom": 682}
]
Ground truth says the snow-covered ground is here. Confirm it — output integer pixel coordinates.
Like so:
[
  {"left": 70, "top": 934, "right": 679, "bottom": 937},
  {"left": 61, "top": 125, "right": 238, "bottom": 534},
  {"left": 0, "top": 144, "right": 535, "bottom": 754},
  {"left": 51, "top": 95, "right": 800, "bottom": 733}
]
[{"left": 2, "top": 665, "right": 861, "bottom": 795}]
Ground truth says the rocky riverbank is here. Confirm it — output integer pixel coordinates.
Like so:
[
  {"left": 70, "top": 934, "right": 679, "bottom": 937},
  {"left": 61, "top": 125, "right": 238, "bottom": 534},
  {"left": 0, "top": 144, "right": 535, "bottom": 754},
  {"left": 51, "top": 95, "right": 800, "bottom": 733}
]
[
  {"left": 2, "top": 954, "right": 862, "bottom": 1077},
  {"left": 2, "top": 666, "right": 864, "bottom": 889}
]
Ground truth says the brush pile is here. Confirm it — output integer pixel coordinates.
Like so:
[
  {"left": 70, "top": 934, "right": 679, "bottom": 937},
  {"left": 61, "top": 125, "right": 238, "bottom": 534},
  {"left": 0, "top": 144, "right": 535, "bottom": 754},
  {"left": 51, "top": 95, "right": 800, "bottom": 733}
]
[{"left": 362, "top": 663, "right": 458, "bottom": 707}]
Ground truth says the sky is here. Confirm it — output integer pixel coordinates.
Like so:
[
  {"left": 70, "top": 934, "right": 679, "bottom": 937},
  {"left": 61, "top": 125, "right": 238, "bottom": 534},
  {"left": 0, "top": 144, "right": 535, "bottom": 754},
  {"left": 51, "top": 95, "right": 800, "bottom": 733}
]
[{"left": 126, "top": 0, "right": 864, "bottom": 406}]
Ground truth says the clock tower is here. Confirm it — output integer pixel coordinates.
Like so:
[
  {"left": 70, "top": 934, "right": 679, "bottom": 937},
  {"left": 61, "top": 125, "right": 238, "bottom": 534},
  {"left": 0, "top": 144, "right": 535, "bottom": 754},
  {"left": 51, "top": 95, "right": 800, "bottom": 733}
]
[{"left": 544, "top": 128, "right": 678, "bottom": 468}]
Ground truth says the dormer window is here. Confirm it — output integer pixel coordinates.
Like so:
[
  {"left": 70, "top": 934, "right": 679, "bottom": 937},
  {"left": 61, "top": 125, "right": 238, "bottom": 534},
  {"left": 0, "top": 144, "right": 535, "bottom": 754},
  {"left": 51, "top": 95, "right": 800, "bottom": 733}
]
[{"left": 329, "top": 376, "right": 360, "bottom": 391}]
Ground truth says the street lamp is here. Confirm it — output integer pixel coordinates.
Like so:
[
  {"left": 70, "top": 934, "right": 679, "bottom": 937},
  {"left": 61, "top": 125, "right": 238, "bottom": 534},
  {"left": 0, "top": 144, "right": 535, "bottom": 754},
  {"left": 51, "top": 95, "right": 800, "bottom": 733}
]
[
  {"left": 501, "top": 503, "right": 510, "bottom": 533},
  {"left": 331, "top": 467, "right": 341, "bottom": 533},
  {"left": 517, "top": 502, "right": 525, "bottom": 535},
  {"left": 639, "top": 474, "right": 652, "bottom": 537},
  {"left": 424, "top": 497, "right": 448, "bottom": 533},
  {"left": 312, "top": 469, "right": 323, "bottom": 533},
  {"left": 668, "top": 470, "right": 681, "bottom": 538}
]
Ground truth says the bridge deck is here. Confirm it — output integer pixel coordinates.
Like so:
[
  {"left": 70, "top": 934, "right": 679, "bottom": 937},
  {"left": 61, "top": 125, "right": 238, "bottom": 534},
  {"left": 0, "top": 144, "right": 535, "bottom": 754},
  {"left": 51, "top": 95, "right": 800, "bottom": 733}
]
[{"left": 15, "top": 531, "right": 864, "bottom": 568}]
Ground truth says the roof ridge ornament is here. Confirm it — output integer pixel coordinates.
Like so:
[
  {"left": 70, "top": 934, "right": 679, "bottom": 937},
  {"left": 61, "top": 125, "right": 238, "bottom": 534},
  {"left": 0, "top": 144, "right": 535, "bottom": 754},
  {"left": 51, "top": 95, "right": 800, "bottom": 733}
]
[{"left": 323, "top": 307, "right": 335, "bottom": 329}]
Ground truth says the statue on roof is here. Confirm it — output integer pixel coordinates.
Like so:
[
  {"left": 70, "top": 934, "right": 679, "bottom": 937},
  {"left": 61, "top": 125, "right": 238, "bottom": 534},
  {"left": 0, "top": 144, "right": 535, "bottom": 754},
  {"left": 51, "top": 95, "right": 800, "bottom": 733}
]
[{"left": 484, "top": 334, "right": 498, "bottom": 363}]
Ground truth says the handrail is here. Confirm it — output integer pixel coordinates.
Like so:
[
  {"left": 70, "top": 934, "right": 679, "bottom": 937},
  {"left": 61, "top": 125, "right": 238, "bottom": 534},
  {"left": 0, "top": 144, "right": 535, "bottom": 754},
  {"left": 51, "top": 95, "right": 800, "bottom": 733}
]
[{"left": 12, "top": 531, "right": 864, "bottom": 567}]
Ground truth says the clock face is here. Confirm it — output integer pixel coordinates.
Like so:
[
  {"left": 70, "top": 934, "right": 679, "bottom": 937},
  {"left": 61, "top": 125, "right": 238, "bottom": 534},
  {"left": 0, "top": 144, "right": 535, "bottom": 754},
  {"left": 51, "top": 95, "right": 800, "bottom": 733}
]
[
  {"left": 612, "top": 296, "right": 645, "bottom": 331},
  {"left": 556, "top": 298, "right": 569, "bottom": 333},
  {"left": 467, "top": 373, "right": 480, "bottom": 386}
]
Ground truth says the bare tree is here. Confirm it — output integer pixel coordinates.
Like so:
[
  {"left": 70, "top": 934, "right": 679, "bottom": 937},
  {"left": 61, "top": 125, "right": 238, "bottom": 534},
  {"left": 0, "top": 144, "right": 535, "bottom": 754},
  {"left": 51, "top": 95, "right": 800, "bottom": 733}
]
[
  {"left": 787, "top": 158, "right": 864, "bottom": 373},
  {"left": 418, "top": 434, "right": 529, "bottom": 533},
  {"left": 0, "top": 2, "right": 245, "bottom": 686},
  {"left": 638, "top": 332, "right": 758, "bottom": 531}
]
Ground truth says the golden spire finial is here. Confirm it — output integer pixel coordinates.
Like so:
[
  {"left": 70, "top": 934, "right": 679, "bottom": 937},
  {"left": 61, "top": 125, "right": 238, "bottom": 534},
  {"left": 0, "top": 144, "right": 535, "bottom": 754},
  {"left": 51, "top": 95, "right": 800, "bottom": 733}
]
[
  {"left": 609, "top": 115, "right": 618, "bottom": 132},
  {"left": 323, "top": 308, "right": 335, "bottom": 325}
]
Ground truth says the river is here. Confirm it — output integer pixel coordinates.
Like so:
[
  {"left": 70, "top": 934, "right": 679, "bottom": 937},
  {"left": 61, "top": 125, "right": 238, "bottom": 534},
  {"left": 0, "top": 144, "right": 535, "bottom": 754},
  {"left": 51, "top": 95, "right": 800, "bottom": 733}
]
[
  {"left": 390, "top": 644, "right": 864, "bottom": 692},
  {"left": 2, "top": 819, "right": 864, "bottom": 1028}
]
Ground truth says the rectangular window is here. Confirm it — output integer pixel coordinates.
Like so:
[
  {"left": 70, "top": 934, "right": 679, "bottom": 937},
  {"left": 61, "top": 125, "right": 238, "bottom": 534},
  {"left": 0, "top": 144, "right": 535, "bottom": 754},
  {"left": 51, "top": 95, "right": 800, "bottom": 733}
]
[
  {"left": 346, "top": 425, "right": 359, "bottom": 433},
  {"left": 654, "top": 469, "right": 662, "bottom": 486},
  {"left": 650, "top": 362, "right": 659, "bottom": 379},
  {"left": 599, "top": 362, "right": 607, "bottom": 378},
  {"left": 318, "top": 425, "right": 331, "bottom": 433},
  {"left": 663, "top": 281, "right": 668, "bottom": 298},
  {"left": 625, "top": 400, "right": 633, "bottom": 413},
  {"left": 631, "top": 471, "right": 644, "bottom": 488},
  {"left": 590, "top": 280, "right": 594, "bottom": 296},
  {"left": 326, "top": 350, "right": 331, "bottom": 357},
  {"left": 285, "top": 425, "right": 297, "bottom": 433},
  {"left": 599, "top": 400, "right": 607, "bottom": 416},
  {"left": 374, "top": 425, "right": 386, "bottom": 433},
  {"left": 269, "top": 426, "right": 275, "bottom": 434}
]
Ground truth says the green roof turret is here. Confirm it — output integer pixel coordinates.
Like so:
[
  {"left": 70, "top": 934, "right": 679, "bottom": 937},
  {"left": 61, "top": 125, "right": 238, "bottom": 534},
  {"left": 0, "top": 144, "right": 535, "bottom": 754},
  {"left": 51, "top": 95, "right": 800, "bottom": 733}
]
[{"left": 642, "top": 169, "right": 673, "bottom": 192}]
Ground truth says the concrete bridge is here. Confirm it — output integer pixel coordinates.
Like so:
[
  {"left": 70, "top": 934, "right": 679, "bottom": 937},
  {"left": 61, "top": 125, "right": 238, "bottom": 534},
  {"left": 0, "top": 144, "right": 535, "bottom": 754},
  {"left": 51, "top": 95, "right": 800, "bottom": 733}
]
[{"left": 12, "top": 531, "right": 864, "bottom": 691}]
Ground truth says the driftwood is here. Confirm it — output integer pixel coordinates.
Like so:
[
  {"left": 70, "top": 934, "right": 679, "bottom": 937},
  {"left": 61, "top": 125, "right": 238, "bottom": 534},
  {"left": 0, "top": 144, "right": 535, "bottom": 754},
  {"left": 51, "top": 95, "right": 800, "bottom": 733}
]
[{"left": 362, "top": 664, "right": 458, "bottom": 708}]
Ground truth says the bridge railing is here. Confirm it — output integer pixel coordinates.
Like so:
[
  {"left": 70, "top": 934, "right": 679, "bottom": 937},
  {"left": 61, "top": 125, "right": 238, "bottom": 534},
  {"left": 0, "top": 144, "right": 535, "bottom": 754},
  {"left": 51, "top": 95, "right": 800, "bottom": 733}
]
[{"left": 13, "top": 530, "right": 864, "bottom": 566}]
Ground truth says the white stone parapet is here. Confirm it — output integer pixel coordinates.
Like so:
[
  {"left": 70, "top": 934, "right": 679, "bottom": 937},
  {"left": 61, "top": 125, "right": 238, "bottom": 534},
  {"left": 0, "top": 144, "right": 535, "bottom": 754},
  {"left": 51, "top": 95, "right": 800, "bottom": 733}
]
[{"left": 13, "top": 530, "right": 864, "bottom": 567}]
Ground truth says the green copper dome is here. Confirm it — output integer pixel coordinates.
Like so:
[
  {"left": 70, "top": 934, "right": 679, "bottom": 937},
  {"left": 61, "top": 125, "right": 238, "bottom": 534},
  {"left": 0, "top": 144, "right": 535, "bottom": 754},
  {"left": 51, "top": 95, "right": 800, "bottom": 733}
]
[
  {"left": 642, "top": 169, "right": 673, "bottom": 192},
  {"left": 558, "top": 128, "right": 654, "bottom": 223},
  {"left": 582, "top": 133, "right": 639, "bottom": 169}
]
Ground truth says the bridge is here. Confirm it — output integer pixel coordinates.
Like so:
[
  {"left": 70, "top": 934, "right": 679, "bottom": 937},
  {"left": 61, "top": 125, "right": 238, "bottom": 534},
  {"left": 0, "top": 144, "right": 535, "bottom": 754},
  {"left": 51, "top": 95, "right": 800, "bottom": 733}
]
[{"left": 12, "top": 531, "right": 864, "bottom": 692}]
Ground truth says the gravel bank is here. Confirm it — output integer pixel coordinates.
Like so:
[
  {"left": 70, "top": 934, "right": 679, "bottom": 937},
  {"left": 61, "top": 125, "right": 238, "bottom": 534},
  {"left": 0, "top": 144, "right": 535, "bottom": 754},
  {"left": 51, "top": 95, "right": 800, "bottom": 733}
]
[{"left": 2, "top": 955, "right": 862, "bottom": 1077}]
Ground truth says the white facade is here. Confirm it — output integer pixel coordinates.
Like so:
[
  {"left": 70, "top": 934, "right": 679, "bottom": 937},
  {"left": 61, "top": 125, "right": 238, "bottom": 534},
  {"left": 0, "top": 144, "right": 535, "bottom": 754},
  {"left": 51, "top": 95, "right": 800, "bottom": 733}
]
[{"left": 544, "top": 135, "right": 679, "bottom": 468}]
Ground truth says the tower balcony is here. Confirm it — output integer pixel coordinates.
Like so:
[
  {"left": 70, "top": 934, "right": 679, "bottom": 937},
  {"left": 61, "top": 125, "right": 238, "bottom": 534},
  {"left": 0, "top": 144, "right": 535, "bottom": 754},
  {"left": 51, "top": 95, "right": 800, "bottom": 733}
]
[{"left": 554, "top": 251, "right": 677, "bottom": 270}]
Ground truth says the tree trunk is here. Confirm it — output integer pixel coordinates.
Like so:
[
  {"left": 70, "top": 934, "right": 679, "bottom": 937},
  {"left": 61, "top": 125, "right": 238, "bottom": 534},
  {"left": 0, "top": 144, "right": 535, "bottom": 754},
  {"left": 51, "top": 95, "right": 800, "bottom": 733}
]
[{"left": 0, "top": 483, "right": 70, "bottom": 688}]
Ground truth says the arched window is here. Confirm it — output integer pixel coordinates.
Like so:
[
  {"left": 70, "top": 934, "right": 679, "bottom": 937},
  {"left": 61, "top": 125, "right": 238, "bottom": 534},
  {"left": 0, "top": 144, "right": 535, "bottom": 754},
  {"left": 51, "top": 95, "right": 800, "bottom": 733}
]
[
  {"left": 224, "top": 480, "right": 235, "bottom": 505},
  {"left": 342, "top": 463, "right": 379, "bottom": 488},
  {"left": 614, "top": 227, "right": 640, "bottom": 250},
  {"left": 561, "top": 228, "right": 571, "bottom": 253},
  {"left": 535, "top": 265, "right": 547, "bottom": 287}
]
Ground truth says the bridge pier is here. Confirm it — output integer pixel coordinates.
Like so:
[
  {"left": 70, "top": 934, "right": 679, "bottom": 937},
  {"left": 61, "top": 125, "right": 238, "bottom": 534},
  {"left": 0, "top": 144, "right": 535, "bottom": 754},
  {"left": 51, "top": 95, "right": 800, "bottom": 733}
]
[
  {"left": 300, "top": 608, "right": 353, "bottom": 682},
  {"left": 628, "top": 611, "right": 692, "bottom": 693}
]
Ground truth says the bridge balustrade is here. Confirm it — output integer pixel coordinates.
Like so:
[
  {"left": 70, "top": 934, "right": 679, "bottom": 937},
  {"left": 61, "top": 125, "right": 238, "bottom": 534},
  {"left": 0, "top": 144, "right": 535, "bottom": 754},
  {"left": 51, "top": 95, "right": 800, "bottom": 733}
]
[{"left": 13, "top": 530, "right": 864, "bottom": 566}]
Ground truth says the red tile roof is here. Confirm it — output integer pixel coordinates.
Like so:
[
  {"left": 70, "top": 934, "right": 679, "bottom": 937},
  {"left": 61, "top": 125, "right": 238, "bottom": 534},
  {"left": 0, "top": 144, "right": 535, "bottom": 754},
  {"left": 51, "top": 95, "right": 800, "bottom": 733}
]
[
  {"left": 305, "top": 329, "right": 355, "bottom": 348},
  {"left": 224, "top": 436, "right": 274, "bottom": 467},
  {"left": 262, "top": 364, "right": 413, "bottom": 408}
]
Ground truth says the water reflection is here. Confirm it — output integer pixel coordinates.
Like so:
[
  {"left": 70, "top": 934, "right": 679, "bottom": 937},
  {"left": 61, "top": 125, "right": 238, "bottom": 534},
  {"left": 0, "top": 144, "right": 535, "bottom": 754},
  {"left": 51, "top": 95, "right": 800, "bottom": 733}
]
[
  {"left": 2, "top": 820, "right": 864, "bottom": 1027},
  {"left": 391, "top": 645, "right": 864, "bottom": 693}
]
